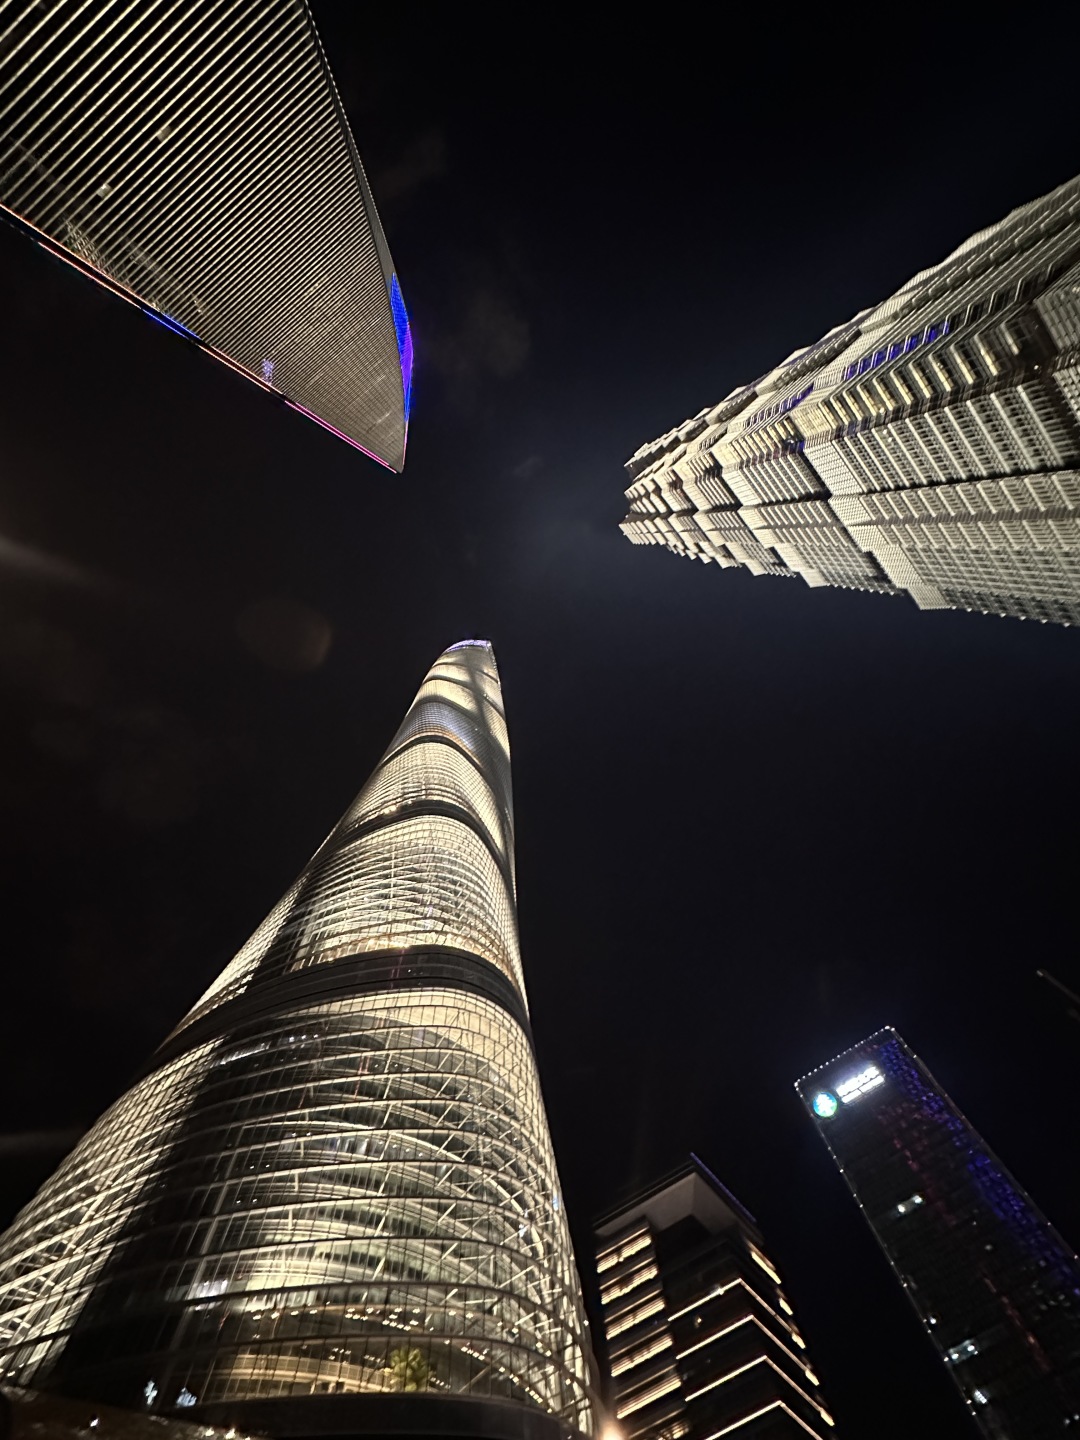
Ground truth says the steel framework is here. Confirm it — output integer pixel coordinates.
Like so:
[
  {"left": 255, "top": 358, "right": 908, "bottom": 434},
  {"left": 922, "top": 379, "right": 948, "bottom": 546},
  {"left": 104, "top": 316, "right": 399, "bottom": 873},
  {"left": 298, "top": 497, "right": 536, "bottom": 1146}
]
[{"left": 0, "top": 643, "right": 595, "bottom": 1439}]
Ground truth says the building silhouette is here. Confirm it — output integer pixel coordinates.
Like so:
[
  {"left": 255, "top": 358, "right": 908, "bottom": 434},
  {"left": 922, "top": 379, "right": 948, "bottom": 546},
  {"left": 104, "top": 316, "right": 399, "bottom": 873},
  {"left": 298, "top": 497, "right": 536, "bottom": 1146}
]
[
  {"left": 1, "top": 1383, "right": 258, "bottom": 1440},
  {"left": 621, "top": 173, "right": 1080, "bottom": 625},
  {"left": 594, "top": 1158, "right": 833, "bottom": 1440},
  {"left": 0, "top": 0, "right": 411, "bottom": 469},
  {"left": 796, "top": 1027, "right": 1080, "bottom": 1438},
  {"left": 0, "top": 642, "right": 596, "bottom": 1440}
]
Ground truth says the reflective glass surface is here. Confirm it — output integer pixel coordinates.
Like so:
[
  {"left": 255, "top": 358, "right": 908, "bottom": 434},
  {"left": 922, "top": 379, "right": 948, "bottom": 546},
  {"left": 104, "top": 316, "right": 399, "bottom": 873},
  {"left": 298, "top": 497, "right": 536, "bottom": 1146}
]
[
  {"left": 798, "top": 1029, "right": 1080, "bottom": 1438},
  {"left": 0, "top": 644, "right": 595, "bottom": 1438}
]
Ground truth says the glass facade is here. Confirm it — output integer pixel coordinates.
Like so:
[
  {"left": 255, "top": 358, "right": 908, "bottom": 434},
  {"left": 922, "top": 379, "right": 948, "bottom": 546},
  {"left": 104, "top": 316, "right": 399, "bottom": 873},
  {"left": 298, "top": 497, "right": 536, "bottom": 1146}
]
[
  {"left": 0, "top": 643, "right": 596, "bottom": 1440},
  {"left": 621, "top": 173, "right": 1080, "bottom": 625},
  {"left": 796, "top": 1028, "right": 1080, "bottom": 1438},
  {"left": 1, "top": 1383, "right": 258, "bottom": 1440},
  {"left": 595, "top": 1159, "right": 833, "bottom": 1440},
  {"left": 0, "top": 0, "right": 410, "bottom": 469}
]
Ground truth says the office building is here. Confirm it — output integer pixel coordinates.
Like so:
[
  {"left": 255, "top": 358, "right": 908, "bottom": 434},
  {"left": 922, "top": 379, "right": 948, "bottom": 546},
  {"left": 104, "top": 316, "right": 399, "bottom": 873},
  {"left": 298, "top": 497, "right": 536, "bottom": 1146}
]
[
  {"left": 594, "top": 1158, "right": 833, "bottom": 1440},
  {"left": 1, "top": 1383, "right": 256, "bottom": 1440},
  {"left": 0, "top": 642, "right": 596, "bottom": 1440},
  {"left": 621, "top": 174, "right": 1080, "bottom": 624},
  {"left": 0, "top": 0, "right": 411, "bottom": 468},
  {"left": 797, "top": 1027, "right": 1080, "bottom": 1437}
]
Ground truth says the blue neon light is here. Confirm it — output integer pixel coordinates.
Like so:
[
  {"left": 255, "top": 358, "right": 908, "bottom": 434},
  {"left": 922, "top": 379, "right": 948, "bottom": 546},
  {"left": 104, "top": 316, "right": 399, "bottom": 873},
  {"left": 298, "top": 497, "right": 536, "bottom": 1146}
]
[
  {"left": 843, "top": 318, "right": 951, "bottom": 382},
  {"left": 389, "top": 273, "right": 413, "bottom": 421},
  {"left": 749, "top": 383, "right": 814, "bottom": 429},
  {"left": 878, "top": 1038, "right": 1080, "bottom": 1295},
  {"left": 145, "top": 309, "right": 199, "bottom": 341}
]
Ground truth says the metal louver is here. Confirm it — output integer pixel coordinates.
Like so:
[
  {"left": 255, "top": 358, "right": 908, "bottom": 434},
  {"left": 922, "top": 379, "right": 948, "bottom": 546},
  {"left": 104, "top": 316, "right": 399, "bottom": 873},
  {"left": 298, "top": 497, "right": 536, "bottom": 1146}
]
[{"left": 0, "top": 0, "right": 411, "bottom": 469}]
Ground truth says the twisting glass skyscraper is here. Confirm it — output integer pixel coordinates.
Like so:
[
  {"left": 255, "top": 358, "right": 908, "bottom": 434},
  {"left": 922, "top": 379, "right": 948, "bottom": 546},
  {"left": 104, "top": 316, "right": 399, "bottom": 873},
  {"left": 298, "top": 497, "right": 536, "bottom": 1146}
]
[{"left": 0, "top": 642, "right": 596, "bottom": 1440}]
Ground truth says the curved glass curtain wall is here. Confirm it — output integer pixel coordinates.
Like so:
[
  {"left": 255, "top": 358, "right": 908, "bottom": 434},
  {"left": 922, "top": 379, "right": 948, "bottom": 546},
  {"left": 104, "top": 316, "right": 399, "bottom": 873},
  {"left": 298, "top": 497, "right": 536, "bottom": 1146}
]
[
  {"left": 0, "top": 0, "right": 410, "bottom": 468},
  {"left": 0, "top": 643, "right": 595, "bottom": 1438}
]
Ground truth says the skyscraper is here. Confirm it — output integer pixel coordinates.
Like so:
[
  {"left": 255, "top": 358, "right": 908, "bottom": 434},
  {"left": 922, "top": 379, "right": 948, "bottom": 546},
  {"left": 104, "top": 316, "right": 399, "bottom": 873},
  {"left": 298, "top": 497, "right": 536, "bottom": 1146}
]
[
  {"left": 796, "top": 1028, "right": 1080, "bottom": 1437},
  {"left": 594, "top": 1158, "right": 833, "bottom": 1440},
  {"left": 621, "top": 173, "right": 1080, "bottom": 625},
  {"left": 0, "top": 0, "right": 411, "bottom": 469},
  {"left": 0, "top": 642, "right": 596, "bottom": 1440}
]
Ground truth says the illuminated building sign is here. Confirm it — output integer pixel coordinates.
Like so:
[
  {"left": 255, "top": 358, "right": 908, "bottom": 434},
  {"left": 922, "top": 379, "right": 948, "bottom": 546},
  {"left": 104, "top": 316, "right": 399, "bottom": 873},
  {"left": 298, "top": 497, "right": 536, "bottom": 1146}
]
[{"left": 835, "top": 1065, "right": 884, "bottom": 1104}]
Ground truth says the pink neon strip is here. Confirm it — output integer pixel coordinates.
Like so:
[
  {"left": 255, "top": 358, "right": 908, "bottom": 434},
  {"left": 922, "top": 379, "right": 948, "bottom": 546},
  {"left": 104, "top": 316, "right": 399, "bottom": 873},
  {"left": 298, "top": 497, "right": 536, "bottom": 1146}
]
[
  {"left": 3, "top": 200, "right": 398, "bottom": 471},
  {"left": 35, "top": 239, "right": 137, "bottom": 308},
  {"left": 284, "top": 399, "right": 396, "bottom": 470},
  {"left": 201, "top": 343, "right": 272, "bottom": 390}
]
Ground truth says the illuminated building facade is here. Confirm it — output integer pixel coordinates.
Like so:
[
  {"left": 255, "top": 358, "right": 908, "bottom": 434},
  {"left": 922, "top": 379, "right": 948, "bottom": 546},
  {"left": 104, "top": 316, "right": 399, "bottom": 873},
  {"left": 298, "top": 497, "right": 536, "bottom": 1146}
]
[
  {"left": 0, "top": 0, "right": 411, "bottom": 469},
  {"left": 622, "top": 173, "right": 1080, "bottom": 624},
  {"left": 0, "top": 642, "right": 596, "bottom": 1440},
  {"left": 594, "top": 1158, "right": 833, "bottom": 1440},
  {"left": 796, "top": 1028, "right": 1080, "bottom": 1437},
  {"left": 1, "top": 1383, "right": 258, "bottom": 1440}
]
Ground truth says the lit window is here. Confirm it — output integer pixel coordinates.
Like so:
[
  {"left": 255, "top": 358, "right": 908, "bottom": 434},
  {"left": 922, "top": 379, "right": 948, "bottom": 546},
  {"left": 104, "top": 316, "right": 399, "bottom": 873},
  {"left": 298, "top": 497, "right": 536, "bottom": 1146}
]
[
  {"left": 946, "top": 1339, "right": 979, "bottom": 1365},
  {"left": 601, "top": 1264, "right": 659, "bottom": 1305},
  {"left": 607, "top": 1297, "right": 665, "bottom": 1338},
  {"left": 748, "top": 1243, "right": 781, "bottom": 1284},
  {"left": 597, "top": 1229, "right": 651, "bottom": 1272},
  {"left": 615, "top": 1372, "right": 681, "bottom": 1417},
  {"left": 610, "top": 1335, "right": 673, "bottom": 1375}
]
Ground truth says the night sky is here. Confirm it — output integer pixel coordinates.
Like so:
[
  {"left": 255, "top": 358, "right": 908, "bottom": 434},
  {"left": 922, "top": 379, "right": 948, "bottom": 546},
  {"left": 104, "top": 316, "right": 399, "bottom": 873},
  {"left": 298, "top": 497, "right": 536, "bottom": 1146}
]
[{"left": 1, "top": 7, "right": 1079, "bottom": 1438}]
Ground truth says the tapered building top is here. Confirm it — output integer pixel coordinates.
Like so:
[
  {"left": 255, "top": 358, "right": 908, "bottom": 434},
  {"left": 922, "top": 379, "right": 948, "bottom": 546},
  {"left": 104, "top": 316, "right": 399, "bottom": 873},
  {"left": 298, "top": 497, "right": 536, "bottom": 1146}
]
[
  {"left": 0, "top": 643, "right": 596, "bottom": 1440},
  {"left": 174, "top": 639, "right": 524, "bottom": 1041},
  {"left": 0, "top": 0, "right": 411, "bottom": 468}
]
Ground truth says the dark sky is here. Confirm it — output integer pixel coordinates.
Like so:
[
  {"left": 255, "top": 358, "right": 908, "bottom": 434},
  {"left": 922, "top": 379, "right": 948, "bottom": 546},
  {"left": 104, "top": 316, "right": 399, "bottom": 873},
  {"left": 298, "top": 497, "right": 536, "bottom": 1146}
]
[{"left": 1, "top": 7, "right": 1079, "bottom": 1438}]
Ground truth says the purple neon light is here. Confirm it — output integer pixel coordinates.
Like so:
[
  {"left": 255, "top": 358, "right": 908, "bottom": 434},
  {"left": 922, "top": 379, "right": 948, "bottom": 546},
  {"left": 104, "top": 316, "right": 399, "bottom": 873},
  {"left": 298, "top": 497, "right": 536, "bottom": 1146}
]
[
  {"left": 389, "top": 273, "right": 412, "bottom": 423},
  {"left": 877, "top": 1036, "right": 1080, "bottom": 1293},
  {"left": 2, "top": 200, "right": 400, "bottom": 465}
]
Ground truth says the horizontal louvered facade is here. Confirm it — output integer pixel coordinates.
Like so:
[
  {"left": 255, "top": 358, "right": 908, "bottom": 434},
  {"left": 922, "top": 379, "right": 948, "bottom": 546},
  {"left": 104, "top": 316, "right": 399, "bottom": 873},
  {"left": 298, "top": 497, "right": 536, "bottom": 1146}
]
[
  {"left": 0, "top": 643, "right": 596, "bottom": 1440},
  {"left": 0, "top": 0, "right": 410, "bottom": 469},
  {"left": 595, "top": 1160, "right": 834, "bottom": 1440},
  {"left": 622, "top": 174, "right": 1080, "bottom": 625}
]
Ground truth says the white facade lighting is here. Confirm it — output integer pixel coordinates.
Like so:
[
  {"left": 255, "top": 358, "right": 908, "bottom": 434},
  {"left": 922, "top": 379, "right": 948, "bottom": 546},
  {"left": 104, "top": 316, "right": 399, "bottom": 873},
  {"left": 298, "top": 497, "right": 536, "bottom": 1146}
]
[
  {"left": 619, "top": 174, "right": 1080, "bottom": 630},
  {"left": 946, "top": 1340, "right": 979, "bottom": 1365},
  {"left": 0, "top": 643, "right": 597, "bottom": 1438},
  {"left": 835, "top": 1066, "right": 885, "bottom": 1104}
]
